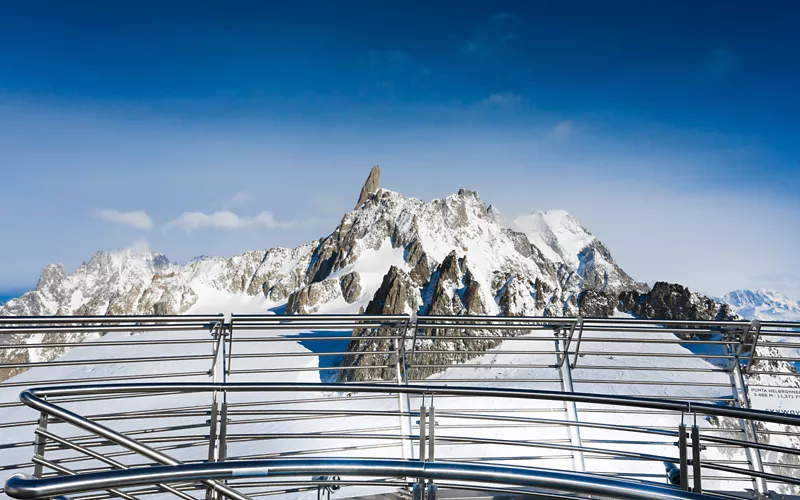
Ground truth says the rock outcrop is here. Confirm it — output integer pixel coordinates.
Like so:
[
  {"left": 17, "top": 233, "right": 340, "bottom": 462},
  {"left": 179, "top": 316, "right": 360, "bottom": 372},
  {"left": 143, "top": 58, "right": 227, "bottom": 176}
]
[
  {"left": 339, "top": 266, "right": 419, "bottom": 382},
  {"left": 339, "top": 272, "right": 362, "bottom": 303},
  {"left": 286, "top": 279, "right": 342, "bottom": 315},
  {"left": 577, "top": 289, "right": 618, "bottom": 317},
  {"left": 355, "top": 165, "right": 381, "bottom": 208},
  {"left": 618, "top": 282, "right": 738, "bottom": 322},
  {"left": 405, "top": 240, "right": 432, "bottom": 286},
  {"left": 363, "top": 266, "right": 420, "bottom": 316}
]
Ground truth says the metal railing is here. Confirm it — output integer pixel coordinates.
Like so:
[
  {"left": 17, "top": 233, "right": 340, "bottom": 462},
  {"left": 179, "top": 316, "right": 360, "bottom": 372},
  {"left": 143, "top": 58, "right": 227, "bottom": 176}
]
[
  {"left": 13, "top": 382, "right": 800, "bottom": 499},
  {"left": 2, "top": 313, "right": 799, "bottom": 500}
]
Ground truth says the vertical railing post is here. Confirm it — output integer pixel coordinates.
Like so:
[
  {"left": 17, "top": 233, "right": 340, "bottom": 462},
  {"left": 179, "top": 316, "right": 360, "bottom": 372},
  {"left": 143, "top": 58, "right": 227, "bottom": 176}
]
[
  {"left": 418, "top": 404, "right": 427, "bottom": 463},
  {"left": 219, "top": 321, "right": 229, "bottom": 463},
  {"left": 691, "top": 424, "right": 702, "bottom": 494},
  {"left": 555, "top": 327, "right": 586, "bottom": 472},
  {"left": 428, "top": 403, "right": 435, "bottom": 463},
  {"left": 206, "top": 320, "right": 225, "bottom": 500},
  {"left": 32, "top": 410, "right": 48, "bottom": 478},
  {"left": 207, "top": 402, "right": 220, "bottom": 463},
  {"left": 426, "top": 402, "right": 436, "bottom": 500},
  {"left": 570, "top": 317, "right": 586, "bottom": 369},
  {"left": 730, "top": 322, "right": 770, "bottom": 497},
  {"left": 744, "top": 320, "right": 762, "bottom": 375},
  {"left": 678, "top": 422, "right": 688, "bottom": 491},
  {"left": 414, "top": 403, "right": 427, "bottom": 500},
  {"left": 396, "top": 319, "right": 413, "bottom": 462}
]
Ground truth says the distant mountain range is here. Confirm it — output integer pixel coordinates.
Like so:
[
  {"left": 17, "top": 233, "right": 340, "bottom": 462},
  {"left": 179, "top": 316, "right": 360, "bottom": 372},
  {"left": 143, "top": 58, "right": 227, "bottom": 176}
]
[
  {"left": 718, "top": 288, "right": 800, "bottom": 322},
  {"left": 1, "top": 165, "right": 796, "bottom": 323}
]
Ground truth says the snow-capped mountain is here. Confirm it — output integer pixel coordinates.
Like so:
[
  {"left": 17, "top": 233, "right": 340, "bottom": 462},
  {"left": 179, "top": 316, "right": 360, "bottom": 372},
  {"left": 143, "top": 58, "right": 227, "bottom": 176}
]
[
  {"left": 0, "top": 245, "right": 317, "bottom": 317},
  {"left": 2, "top": 166, "right": 638, "bottom": 321},
  {"left": 2, "top": 165, "right": 744, "bottom": 328},
  {"left": 720, "top": 288, "right": 800, "bottom": 321},
  {"left": 513, "top": 210, "right": 647, "bottom": 294}
]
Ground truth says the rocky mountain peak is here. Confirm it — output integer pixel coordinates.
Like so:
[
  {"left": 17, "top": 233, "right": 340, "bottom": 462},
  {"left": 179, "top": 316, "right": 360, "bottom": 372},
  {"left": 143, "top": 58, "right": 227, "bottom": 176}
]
[
  {"left": 36, "top": 263, "right": 67, "bottom": 292},
  {"left": 355, "top": 165, "right": 381, "bottom": 208}
]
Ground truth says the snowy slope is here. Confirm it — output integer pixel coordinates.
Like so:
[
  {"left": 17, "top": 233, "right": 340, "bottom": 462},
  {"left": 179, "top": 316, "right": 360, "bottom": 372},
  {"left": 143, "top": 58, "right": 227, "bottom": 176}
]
[
  {"left": 512, "top": 210, "right": 645, "bottom": 293},
  {"left": 513, "top": 210, "right": 593, "bottom": 269}
]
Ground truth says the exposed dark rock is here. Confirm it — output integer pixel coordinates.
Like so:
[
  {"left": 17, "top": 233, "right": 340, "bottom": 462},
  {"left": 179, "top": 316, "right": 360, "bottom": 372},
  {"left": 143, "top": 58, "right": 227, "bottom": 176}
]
[
  {"left": 340, "top": 254, "right": 503, "bottom": 382},
  {"left": 339, "top": 266, "right": 418, "bottom": 382},
  {"left": 355, "top": 165, "right": 381, "bottom": 208},
  {"left": 285, "top": 279, "right": 342, "bottom": 315},
  {"left": 534, "top": 278, "right": 551, "bottom": 310},
  {"left": 502, "top": 228, "right": 533, "bottom": 259},
  {"left": 267, "top": 281, "right": 293, "bottom": 302},
  {"left": 404, "top": 240, "right": 425, "bottom": 268},
  {"left": 405, "top": 240, "right": 432, "bottom": 286},
  {"left": 153, "top": 300, "right": 171, "bottom": 316},
  {"left": 339, "top": 271, "right": 362, "bottom": 303},
  {"left": 0, "top": 349, "right": 29, "bottom": 382},
  {"left": 410, "top": 256, "right": 499, "bottom": 379},
  {"left": 364, "top": 266, "right": 418, "bottom": 315},
  {"left": 578, "top": 289, "right": 617, "bottom": 317},
  {"left": 617, "top": 282, "right": 738, "bottom": 339},
  {"left": 618, "top": 282, "right": 737, "bottom": 322},
  {"left": 462, "top": 271, "right": 486, "bottom": 315},
  {"left": 437, "top": 251, "right": 461, "bottom": 285}
]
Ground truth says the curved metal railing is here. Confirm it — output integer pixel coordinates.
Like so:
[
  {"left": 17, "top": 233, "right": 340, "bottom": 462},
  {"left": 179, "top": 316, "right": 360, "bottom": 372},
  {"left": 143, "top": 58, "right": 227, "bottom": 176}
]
[
  {"left": 6, "top": 382, "right": 800, "bottom": 500},
  {"left": 2, "top": 314, "right": 800, "bottom": 500},
  {"left": 6, "top": 458, "right": 713, "bottom": 500}
]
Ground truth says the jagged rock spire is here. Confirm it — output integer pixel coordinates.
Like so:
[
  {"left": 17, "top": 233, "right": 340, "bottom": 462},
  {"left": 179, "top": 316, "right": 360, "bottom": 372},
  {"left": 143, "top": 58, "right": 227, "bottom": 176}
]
[{"left": 355, "top": 165, "right": 381, "bottom": 208}]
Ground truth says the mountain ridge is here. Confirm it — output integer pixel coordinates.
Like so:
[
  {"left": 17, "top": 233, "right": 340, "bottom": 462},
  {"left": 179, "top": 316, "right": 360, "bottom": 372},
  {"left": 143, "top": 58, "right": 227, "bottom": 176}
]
[
  {"left": 1, "top": 165, "right": 761, "bottom": 324},
  {"left": 719, "top": 288, "right": 800, "bottom": 321}
]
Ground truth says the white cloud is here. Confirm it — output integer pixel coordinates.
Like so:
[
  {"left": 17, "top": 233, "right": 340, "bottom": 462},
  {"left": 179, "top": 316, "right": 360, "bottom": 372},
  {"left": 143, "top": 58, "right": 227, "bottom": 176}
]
[
  {"left": 163, "top": 210, "right": 306, "bottom": 233},
  {"left": 94, "top": 209, "right": 153, "bottom": 230},
  {"left": 553, "top": 120, "right": 573, "bottom": 139},
  {"left": 482, "top": 92, "right": 525, "bottom": 108},
  {"left": 231, "top": 191, "right": 252, "bottom": 204}
]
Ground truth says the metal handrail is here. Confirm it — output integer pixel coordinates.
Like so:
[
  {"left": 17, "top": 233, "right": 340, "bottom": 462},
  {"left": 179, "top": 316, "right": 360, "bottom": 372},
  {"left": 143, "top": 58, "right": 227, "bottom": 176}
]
[
  {"left": 0, "top": 315, "right": 222, "bottom": 324},
  {"left": 3, "top": 313, "right": 800, "bottom": 499},
  {"left": 5, "top": 458, "right": 714, "bottom": 500},
  {"left": 21, "top": 382, "right": 800, "bottom": 427},
  {"left": 9, "top": 381, "right": 800, "bottom": 498}
]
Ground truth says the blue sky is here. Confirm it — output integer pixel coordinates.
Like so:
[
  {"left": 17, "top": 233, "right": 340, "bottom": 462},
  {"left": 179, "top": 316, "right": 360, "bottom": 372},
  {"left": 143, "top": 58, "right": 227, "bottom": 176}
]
[{"left": 0, "top": 1, "right": 798, "bottom": 299}]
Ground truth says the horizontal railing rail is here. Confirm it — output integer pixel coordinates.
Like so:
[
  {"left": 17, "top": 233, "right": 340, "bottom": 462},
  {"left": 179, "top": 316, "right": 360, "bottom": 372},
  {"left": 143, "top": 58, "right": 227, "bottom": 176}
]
[
  {"left": 6, "top": 458, "right": 714, "bottom": 500},
  {"left": 19, "top": 382, "right": 800, "bottom": 427}
]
